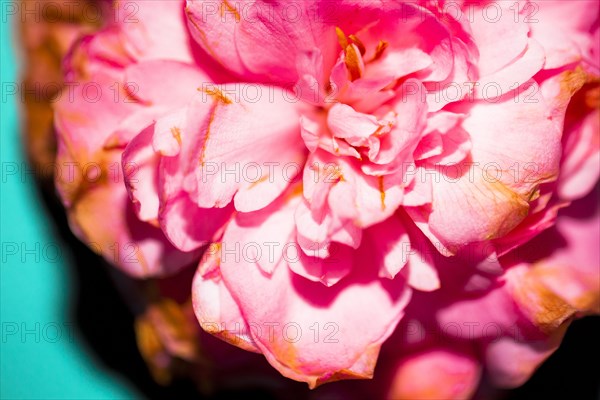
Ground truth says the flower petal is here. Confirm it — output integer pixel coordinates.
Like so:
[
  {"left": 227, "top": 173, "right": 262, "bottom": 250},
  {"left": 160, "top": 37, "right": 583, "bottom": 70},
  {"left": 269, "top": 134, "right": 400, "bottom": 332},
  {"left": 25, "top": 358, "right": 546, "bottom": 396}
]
[
  {"left": 179, "top": 85, "right": 305, "bottom": 212},
  {"left": 116, "top": 0, "right": 199, "bottom": 63},
  {"left": 366, "top": 216, "right": 410, "bottom": 280},
  {"left": 192, "top": 246, "right": 261, "bottom": 353},
  {"left": 409, "top": 84, "right": 561, "bottom": 251},
  {"left": 185, "top": 0, "right": 338, "bottom": 84},
  {"left": 122, "top": 125, "right": 160, "bottom": 223},
  {"left": 388, "top": 348, "right": 481, "bottom": 400},
  {"left": 219, "top": 192, "right": 412, "bottom": 387}
]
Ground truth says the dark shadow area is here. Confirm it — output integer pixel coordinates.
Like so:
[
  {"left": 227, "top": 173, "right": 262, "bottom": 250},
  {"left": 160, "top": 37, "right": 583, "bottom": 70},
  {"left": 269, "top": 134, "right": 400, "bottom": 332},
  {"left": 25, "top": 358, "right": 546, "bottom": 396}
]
[{"left": 500, "top": 316, "right": 600, "bottom": 400}]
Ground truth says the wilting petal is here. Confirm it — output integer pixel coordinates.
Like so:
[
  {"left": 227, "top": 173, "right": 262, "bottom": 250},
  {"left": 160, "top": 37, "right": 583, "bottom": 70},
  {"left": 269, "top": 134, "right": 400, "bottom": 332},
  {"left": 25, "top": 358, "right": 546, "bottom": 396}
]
[{"left": 507, "top": 190, "right": 600, "bottom": 314}]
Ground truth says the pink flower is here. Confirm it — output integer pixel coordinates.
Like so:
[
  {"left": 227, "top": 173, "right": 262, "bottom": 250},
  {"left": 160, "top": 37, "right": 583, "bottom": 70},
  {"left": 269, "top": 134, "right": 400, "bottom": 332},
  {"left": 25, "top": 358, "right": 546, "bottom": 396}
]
[{"left": 53, "top": 0, "right": 599, "bottom": 393}]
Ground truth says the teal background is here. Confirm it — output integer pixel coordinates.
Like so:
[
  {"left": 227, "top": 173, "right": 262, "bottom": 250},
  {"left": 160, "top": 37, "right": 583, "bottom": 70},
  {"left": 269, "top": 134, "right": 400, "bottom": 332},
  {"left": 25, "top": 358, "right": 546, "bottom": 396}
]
[{"left": 0, "top": 10, "right": 141, "bottom": 400}]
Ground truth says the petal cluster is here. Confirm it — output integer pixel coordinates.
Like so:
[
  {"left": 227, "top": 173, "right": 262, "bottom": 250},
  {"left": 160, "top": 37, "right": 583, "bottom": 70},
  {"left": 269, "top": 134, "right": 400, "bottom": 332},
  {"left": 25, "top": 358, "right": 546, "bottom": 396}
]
[{"left": 53, "top": 0, "right": 599, "bottom": 393}]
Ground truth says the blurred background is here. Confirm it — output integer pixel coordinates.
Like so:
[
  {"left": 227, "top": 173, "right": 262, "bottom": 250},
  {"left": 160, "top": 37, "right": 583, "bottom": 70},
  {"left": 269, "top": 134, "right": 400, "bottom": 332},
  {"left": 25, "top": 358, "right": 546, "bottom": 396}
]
[{"left": 1, "top": 2, "right": 599, "bottom": 399}]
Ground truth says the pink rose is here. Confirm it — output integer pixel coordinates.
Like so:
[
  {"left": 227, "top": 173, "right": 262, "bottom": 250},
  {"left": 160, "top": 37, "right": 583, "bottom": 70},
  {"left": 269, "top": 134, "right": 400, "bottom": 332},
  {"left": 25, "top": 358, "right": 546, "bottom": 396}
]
[{"left": 53, "top": 0, "right": 599, "bottom": 394}]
